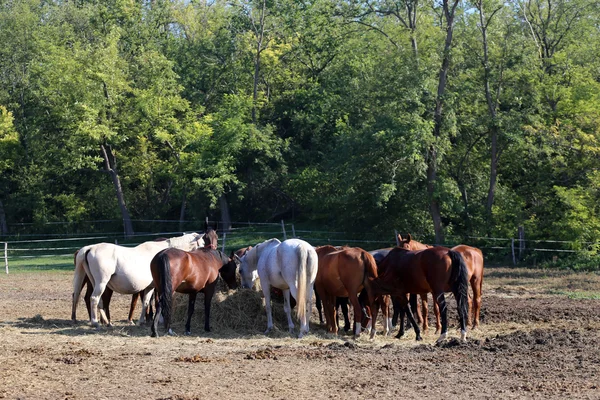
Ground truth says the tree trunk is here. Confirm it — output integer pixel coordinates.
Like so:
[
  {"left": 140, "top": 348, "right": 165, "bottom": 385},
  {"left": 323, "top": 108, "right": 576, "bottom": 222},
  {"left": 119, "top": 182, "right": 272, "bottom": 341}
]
[
  {"left": 427, "top": 0, "right": 459, "bottom": 245},
  {"left": 219, "top": 194, "right": 232, "bottom": 232},
  {"left": 252, "top": 0, "right": 267, "bottom": 123},
  {"left": 179, "top": 186, "right": 187, "bottom": 232},
  {"left": 100, "top": 144, "right": 134, "bottom": 238},
  {"left": 0, "top": 199, "right": 8, "bottom": 235}
]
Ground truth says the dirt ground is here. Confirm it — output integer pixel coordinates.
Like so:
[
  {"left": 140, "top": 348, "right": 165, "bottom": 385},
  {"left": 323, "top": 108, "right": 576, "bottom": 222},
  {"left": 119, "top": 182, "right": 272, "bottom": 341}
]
[{"left": 1, "top": 266, "right": 600, "bottom": 399}]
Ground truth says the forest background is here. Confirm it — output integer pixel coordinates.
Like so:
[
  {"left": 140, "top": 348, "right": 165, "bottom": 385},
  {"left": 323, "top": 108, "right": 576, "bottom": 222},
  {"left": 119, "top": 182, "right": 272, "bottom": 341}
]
[{"left": 1, "top": 0, "right": 599, "bottom": 267}]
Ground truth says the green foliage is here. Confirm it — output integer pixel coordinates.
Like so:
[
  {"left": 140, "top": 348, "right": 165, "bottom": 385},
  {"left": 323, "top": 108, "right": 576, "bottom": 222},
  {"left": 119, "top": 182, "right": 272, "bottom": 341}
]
[{"left": 0, "top": 0, "right": 599, "bottom": 258}]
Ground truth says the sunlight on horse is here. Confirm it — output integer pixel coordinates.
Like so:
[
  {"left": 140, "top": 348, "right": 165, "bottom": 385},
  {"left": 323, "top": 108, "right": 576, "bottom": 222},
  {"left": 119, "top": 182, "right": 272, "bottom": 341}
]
[
  {"left": 373, "top": 247, "right": 470, "bottom": 343},
  {"left": 238, "top": 238, "right": 317, "bottom": 338},
  {"left": 72, "top": 231, "right": 215, "bottom": 327},
  {"left": 150, "top": 248, "right": 239, "bottom": 337}
]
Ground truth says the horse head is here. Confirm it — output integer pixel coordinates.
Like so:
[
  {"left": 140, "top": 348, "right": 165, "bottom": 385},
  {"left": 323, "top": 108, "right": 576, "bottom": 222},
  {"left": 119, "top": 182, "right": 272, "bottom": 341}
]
[
  {"left": 203, "top": 227, "right": 218, "bottom": 249},
  {"left": 220, "top": 251, "right": 241, "bottom": 290}
]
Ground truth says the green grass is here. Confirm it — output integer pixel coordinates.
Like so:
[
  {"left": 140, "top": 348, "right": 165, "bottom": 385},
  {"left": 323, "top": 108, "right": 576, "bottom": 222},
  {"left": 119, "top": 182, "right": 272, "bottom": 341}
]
[
  {"left": 6, "top": 255, "right": 74, "bottom": 273},
  {"left": 544, "top": 289, "right": 600, "bottom": 300}
]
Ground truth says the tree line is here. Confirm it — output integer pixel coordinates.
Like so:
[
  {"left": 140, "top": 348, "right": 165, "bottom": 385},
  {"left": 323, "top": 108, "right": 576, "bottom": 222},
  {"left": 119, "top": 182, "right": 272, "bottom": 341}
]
[{"left": 1, "top": 0, "right": 599, "bottom": 254}]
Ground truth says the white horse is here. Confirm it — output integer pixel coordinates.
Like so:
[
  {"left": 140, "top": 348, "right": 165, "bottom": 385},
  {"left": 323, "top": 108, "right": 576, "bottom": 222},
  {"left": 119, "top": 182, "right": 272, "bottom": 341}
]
[
  {"left": 72, "top": 232, "right": 212, "bottom": 327},
  {"left": 239, "top": 238, "right": 318, "bottom": 338}
]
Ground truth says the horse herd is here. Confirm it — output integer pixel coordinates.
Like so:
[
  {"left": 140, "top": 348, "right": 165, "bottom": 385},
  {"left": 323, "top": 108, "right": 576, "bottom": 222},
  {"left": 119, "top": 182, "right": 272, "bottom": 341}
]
[{"left": 71, "top": 229, "right": 484, "bottom": 344}]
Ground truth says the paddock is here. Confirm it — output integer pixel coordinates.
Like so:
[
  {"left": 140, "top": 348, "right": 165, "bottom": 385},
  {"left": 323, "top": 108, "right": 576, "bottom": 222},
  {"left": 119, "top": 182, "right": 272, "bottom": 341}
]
[{"left": 1, "top": 267, "right": 600, "bottom": 399}]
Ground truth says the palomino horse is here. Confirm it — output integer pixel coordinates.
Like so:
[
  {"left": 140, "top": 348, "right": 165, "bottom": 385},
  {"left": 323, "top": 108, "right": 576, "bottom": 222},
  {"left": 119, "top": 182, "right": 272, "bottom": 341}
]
[
  {"left": 72, "top": 231, "right": 216, "bottom": 327},
  {"left": 373, "top": 247, "right": 470, "bottom": 343},
  {"left": 239, "top": 238, "right": 318, "bottom": 338},
  {"left": 150, "top": 248, "right": 239, "bottom": 337},
  {"left": 398, "top": 235, "right": 484, "bottom": 331},
  {"left": 314, "top": 246, "right": 378, "bottom": 338}
]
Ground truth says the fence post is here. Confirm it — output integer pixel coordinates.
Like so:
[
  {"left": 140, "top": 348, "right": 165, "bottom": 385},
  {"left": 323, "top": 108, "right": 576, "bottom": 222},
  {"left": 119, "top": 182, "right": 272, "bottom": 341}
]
[
  {"left": 221, "top": 232, "right": 227, "bottom": 253},
  {"left": 518, "top": 226, "right": 525, "bottom": 260},
  {"left": 511, "top": 238, "right": 516, "bottom": 266},
  {"left": 4, "top": 242, "right": 7, "bottom": 274},
  {"left": 394, "top": 230, "right": 400, "bottom": 246},
  {"left": 291, "top": 224, "right": 296, "bottom": 238},
  {"left": 281, "top": 220, "right": 287, "bottom": 240}
]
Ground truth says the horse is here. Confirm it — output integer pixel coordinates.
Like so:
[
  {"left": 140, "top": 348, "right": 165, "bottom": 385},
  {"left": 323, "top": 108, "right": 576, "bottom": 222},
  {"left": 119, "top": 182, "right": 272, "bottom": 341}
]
[
  {"left": 314, "top": 246, "right": 378, "bottom": 338},
  {"left": 238, "top": 238, "right": 318, "bottom": 338},
  {"left": 72, "top": 230, "right": 216, "bottom": 327},
  {"left": 150, "top": 248, "right": 239, "bottom": 337},
  {"left": 397, "top": 235, "right": 485, "bottom": 331},
  {"left": 372, "top": 246, "right": 469, "bottom": 343},
  {"left": 314, "top": 246, "right": 351, "bottom": 332}
]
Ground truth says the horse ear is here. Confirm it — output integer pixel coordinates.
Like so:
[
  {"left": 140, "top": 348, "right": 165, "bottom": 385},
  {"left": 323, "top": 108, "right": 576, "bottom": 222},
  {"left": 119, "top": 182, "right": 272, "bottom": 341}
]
[
  {"left": 397, "top": 234, "right": 403, "bottom": 241},
  {"left": 407, "top": 233, "right": 412, "bottom": 242}
]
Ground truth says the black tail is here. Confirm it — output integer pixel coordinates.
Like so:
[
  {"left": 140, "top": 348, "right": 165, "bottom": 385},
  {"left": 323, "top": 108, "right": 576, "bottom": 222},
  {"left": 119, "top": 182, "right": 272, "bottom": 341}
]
[
  {"left": 448, "top": 250, "right": 469, "bottom": 332},
  {"left": 156, "top": 252, "right": 173, "bottom": 330}
]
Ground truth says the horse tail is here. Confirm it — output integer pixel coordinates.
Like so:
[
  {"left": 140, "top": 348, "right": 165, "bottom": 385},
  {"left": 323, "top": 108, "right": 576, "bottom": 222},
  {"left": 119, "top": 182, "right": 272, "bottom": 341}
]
[
  {"left": 71, "top": 248, "right": 88, "bottom": 321},
  {"left": 448, "top": 250, "right": 469, "bottom": 331},
  {"left": 295, "top": 246, "right": 309, "bottom": 325},
  {"left": 155, "top": 251, "right": 173, "bottom": 330}
]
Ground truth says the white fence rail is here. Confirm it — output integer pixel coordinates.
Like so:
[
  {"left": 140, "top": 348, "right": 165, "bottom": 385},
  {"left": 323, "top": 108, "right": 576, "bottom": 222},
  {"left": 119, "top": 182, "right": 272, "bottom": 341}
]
[{"left": 0, "top": 220, "right": 589, "bottom": 273}]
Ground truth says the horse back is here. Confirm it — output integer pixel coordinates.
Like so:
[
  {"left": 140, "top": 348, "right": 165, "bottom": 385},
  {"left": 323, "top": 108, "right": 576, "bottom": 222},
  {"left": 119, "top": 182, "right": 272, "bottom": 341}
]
[{"left": 451, "top": 245, "right": 484, "bottom": 279}]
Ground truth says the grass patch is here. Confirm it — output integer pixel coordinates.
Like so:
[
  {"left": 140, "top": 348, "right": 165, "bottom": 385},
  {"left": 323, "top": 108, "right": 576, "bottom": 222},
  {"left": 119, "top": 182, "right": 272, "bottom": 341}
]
[
  {"left": 6, "top": 255, "right": 74, "bottom": 273},
  {"left": 544, "top": 290, "right": 600, "bottom": 300}
]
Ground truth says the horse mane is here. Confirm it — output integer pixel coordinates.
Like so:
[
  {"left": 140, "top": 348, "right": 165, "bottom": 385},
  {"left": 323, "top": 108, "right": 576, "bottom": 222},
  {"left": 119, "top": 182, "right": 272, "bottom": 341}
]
[{"left": 166, "top": 232, "right": 201, "bottom": 249}]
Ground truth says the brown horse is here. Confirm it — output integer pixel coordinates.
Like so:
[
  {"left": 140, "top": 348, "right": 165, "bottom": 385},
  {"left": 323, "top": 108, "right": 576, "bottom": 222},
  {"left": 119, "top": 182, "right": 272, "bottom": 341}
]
[
  {"left": 373, "top": 247, "right": 469, "bottom": 343},
  {"left": 398, "top": 235, "right": 485, "bottom": 331},
  {"left": 150, "top": 248, "right": 239, "bottom": 337},
  {"left": 314, "top": 246, "right": 378, "bottom": 338}
]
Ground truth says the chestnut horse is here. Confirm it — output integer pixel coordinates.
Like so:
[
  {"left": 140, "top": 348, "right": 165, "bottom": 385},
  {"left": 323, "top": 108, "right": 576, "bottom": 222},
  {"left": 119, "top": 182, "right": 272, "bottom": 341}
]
[
  {"left": 398, "top": 235, "right": 484, "bottom": 331},
  {"left": 150, "top": 248, "right": 239, "bottom": 337},
  {"left": 314, "top": 246, "right": 378, "bottom": 338},
  {"left": 373, "top": 247, "right": 469, "bottom": 343}
]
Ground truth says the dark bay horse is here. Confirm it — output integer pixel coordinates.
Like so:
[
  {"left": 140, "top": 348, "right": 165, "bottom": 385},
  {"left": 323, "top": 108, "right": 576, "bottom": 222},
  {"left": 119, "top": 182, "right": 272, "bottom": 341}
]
[
  {"left": 314, "top": 246, "right": 378, "bottom": 338},
  {"left": 398, "top": 235, "right": 485, "bottom": 331},
  {"left": 373, "top": 247, "right": 469, "bottom": 343},
  {"left": 150, "top": 248, "right": 239, "bottom": 337}
]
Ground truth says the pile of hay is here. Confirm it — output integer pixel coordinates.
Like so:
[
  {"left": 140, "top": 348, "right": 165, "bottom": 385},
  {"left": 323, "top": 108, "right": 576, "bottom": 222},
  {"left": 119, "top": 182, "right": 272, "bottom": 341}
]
[{"left": 170, "top": 285, "right": 303, "bottom": 337}]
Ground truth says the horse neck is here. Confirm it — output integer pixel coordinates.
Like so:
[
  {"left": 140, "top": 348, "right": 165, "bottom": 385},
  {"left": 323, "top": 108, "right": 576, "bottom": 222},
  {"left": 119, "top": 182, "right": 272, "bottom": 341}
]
[{"left": 136, "top": 241, "right": 169, "bottom": 252}]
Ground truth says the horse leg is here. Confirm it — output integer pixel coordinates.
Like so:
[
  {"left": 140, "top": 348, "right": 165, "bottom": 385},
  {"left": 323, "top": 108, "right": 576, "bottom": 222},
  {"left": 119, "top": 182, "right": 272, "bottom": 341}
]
[
  {"left": 395, "top": 305, "right": 406, "bottom": 339},
  {"left": 184, "top": 292, "right": 198, "bottom": 335},
  {"left": 83, "top": 278, "right": 92, "bottom": 320},
  {"left": 139, "top": 288, "right": 154, "bottom": 326},
  {"left": 339, "top": 298, "right": 350, "bottom": 332},
  {"left": 314, "top": 286, "right": 324, "bottom": 325},
  {"left": 127, "top": 292, "right": 140, "bottom": 325},
  {"left": 324, "top": 294, "right": 337, "bottom": 334},
  {"left": 391, "top": 296, "right": 401, "bottom": 328},
  {"left": 420, "top": 293, "right": 430, "bottom": 333},
  {"left": 348, "top": 293, "right": 363, "bottom": 338},
  {"left": 203, "top": 281, "right": 218, "bottom": 333},
  {"left": 261, "top": 284, "right": 274, "bottom": 334},
  {"left": 90, "top": 280, "right": 109, "bottom": 328},
  {"left": 282, "top": 289, "right": 295, "bottom": 334},
  {"left": 383, "top": 295, "right": 391, "bottom": 336},
  {"left": 472, "top": 276, "right": 483, "bottom": 329},
  {"left": 100, "top": 288, "right": 113, "bottom": 326},
  {"left": 434, "top": 292, "right": 448, "bottom": 343},
  {"left": 395, "top": 295, "right": 421, "bottom": 341},
  {"left": 151, "top": 293, "right": 162, "bottom": 338}
]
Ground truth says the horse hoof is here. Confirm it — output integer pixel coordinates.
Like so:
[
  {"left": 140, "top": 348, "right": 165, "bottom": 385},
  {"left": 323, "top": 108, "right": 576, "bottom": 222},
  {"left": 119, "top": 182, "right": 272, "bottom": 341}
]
[
  {"left": 129, "top": 320, "right": 135, "bottom": 326},
  {"left": 436, "top": 332, "right": 448, "bottom": 343},
  {"left": 167, "top": 329, "right": 177, "bottom": 336},
  {"left": 395, "top": 333, "right": 404, "bottom": 339},
  {"left": 151, "top": 332, "right": 158, "bottom": 338},
  {"left": 91, "top": 322, "right": 100, "bottom": 329},
  {"left": 264, "top": 328, "right": 272, "bottom": 335},
  {"left": 416, "top": 335, "right": 423, "bottom": 341},
  {"left": 185, "top": 331, "right": 192, "bottom": 336}
]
